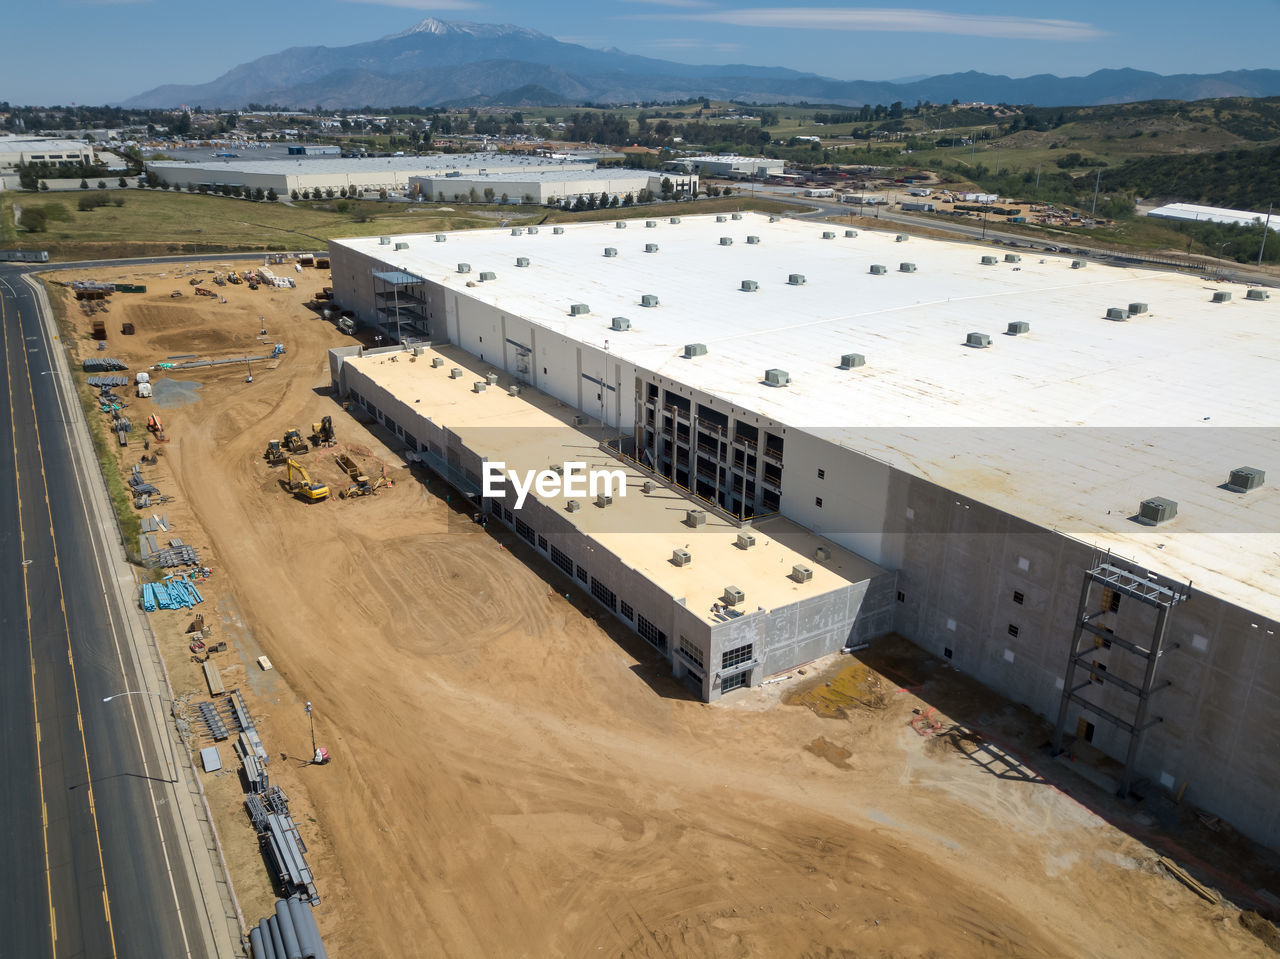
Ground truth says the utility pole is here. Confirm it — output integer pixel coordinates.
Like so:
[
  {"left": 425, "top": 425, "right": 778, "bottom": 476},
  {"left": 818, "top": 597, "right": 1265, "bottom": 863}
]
[
  {"left": 1091, "top": 168, "right": 1102, "bottom": 217},
  {"left": 1260, "top": 203, "right": 1273, "bottom": 266}
]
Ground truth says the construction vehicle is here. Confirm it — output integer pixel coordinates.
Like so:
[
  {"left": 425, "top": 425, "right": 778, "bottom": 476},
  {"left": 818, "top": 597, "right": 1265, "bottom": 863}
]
[
  {"left": 227, "top": 271, "right": 242, "bottom": 285},
  {"left": 282, "top": 428, "right": 308, "bottom": 455},
  {"left": 339, "top": 474, "right": 387, "bottom": 499},
  {"left": 337, "top": 315, "right": 356, "bottom": 335},
  {"left": 170, "top": 290, "right": 183, "bottom": 298},
  {"left": 335, "top": 452, "right": 367, "bottom": 484},
  {"left": 147, "top": 414, "right": 167, "bottom": 442},
  {"left": 264, "top": 439, "right": 286, "bottom": 464},
  {"left": 213, "top": 273, "right": 226, "bottom": 287},
  {"left": 194, "top": 286, "right": 217, "bottom": 298},
  {"left": 285, "top": 458, "right": 329, "bottom": 502},
  {"left": 310, "top": 416, "right": 335, "bottom": 448}
]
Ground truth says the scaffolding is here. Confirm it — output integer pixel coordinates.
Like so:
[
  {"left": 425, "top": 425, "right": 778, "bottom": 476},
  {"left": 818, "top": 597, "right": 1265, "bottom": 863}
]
[
  {"left": 1051, "top": 554, "right": 1191, "bottom": 797},
  {"left": 371, "top": 269, "right": 430, "bottom": 343}
]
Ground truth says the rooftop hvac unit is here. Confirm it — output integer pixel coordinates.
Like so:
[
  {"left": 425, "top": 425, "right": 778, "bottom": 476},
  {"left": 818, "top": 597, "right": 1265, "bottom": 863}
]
[
  {"left": 840, "top": 353, "right": 865, "bottom": 368},
  {"left": 1227, "top": 466, "right": 1265, "bottom": 492},
  {"left": 822, "top": 231, "right": 836, "bottom": 239},
  {"left": 764, "top": 368, "right": 790, "bottom": 387},
  {"left": 479, "top": 271, "right": 496, "bottom": 281},
  {"left": 641, "top": 294, "right": 660, "bottom": 307},
  {"left": 669, "top": 217, "right": 682, "bottom": 224},
  {"left": 379, "top": 236, "right": 390, "bottom": 245},
  {"left": 596, "top": 493, "right": 613, "bottom": 507},
  {"left": 643, "top": 480, "right": 657, "bottom": 494},
  {"left": 528, "top": 226, "right": 539, "bottom": 235},
  {"left": 899, "top": 262, "right": 917, "bottom": 273},
  {"left": 1007, "top": 320, "right": 1030, "bottom": 335},
  {"left": 720, "top": 237, "right": 734, "bottom": 246},
  {"left": 895, "top": 234, "right": 908, "bottom": 242},
  {"left": 394, "top": 242, "right": 409, "bottom": 251},
  {"left": 566, "top": 500, "right": 581, "bottom": 513},
  {"left": 736, "top": 531, "right": 756, "bottom": 550},
  {"left": 672, "top": 548, "right": 692, "bottom": 566},
  {"left": 1246, "top": 289, "right": 1270, "bottom": 301},
  {"left": 570, "top": 303, "right": 590, "bottom": 315},
  {"left": 981, "top": 255, "right": 998, "bottom": 265},
  {"left": 450, "top": 367, "right": 464, "bottom": 378},
  {"left": 604, "top": 247, "right": 618, "bottom": 257},
  {"left": 788, "top": 273, "right": 806, "bottom": 285},
  {"left": 435, "top": 234, "right": 446, "bottom": 242},
  {"left": 769, "top": 216, "right": 780, "bottom": 222},
  {"left": 616, "top": 221, "right": 627, "bottom": 229},
  {"left": 1071, "top": 259, "right": 1085, "bottom": 269},
  {"left": 741, "top": 280, "right": 759, "bottom": 292},
  {"left": 716, "top": 215, "right": 728, "bottom": 223},
  {"left": 486, "top": 372, "right": 499, "bottom": 385},
  {"left": 685, "top": 509, "right": 707, "bottom": 527},
  {"left": 684, "top": 343, "right": 708, "bottom": 358},
  {"left": 966, "top": 332, "right": 992, "bottom": 348},
  {"left": 553, "top": 226, "right": 565, "bottom": 234},
  {"left": 457, "top": 263, "right": 471, "bottom": 273},
  {"left": 473, "top": 381, "right": 487, "bottom": 393},
  {"left": 511, "top": 227, "right": 523, "bottom": 236},
  {"left": 1106, "top": 307, "right": 1130, "bottom": 321},
  {"left": 1138, "top": 496, "right": 1177, "bottom": 525},
  {"left": 845, "top": 229, "right": 857, "bottom": 238},
  {"left": 645, "top": 243, "right": 659, "bottom": 253},
  {"left": 869, "top": 264, "right": 887, "bottom": 275},
  {"left": 431, "top": 357, "right": 445, "bottom": 368},
  {"left": 646, "top": 220, "right": 657, "bottom": 228},
  {"left": 516, "top": 257, "right": 530, "bottom": 267},
  {"left": 413, "top": 346, "right": 426, "bottom": 356},
  {"left": 612, "top": 316, "right": 631, "bottom": 331},
  {"left": 731, "top": 213, "right": 743, "bottom": 221},
  {"left": 747, "top": 235, "right": 760, "bottom": 244},
  {"left": 1004, "top": 253, "right": 1021, "bottom": 263},
  {"left": 1212, "top": 291, "right": 1232, "bottom": 303},
  {"left": 791, "top": 564, "right": 813, "bottom": 583},
  {"left": 572, "top": 414, "right": 587, "bottom": 426},
  {"left": 1129, "top": 301, "right": 1148, "bottom": 314},
  {"left": 551, "top": 464, "right": 564, "bottom": 474},
  {"left": 508, "top": 385, "right": 520, "bottom": 396},
  {"left": 723, "top": 585, "right": 745, "bottom": 606},
  {"left": 814, "top": 546, "right": 830, "bottom": 561}
]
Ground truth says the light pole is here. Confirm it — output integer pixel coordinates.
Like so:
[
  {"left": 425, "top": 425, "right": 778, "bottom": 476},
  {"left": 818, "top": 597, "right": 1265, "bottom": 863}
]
[
  {"left": 1216, "top": 240, "right": 1233, "bottom": 263},
  {"left": 103, "top": 690, "right": 179, "bottom": 783},
  {"left": 305, "top": 701, "right": 316, "bottom": 758}
]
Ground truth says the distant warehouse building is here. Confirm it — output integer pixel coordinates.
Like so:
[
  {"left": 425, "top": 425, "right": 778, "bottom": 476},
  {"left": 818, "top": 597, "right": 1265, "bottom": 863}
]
[
  {"left": 287, "top": 144, "right": 341, "bottom": 156},
  {"left": 408, "top": 168, "right": 697, "bottom": 205},
  {"left": 668, "top": 155, "right": 785, "bottom": 179},
  {"left": 1146, "top": 202, "right": 1280, "bottom": 232},
  {"left": 0, "top": 136, "right": 97, "bottom": 172}
]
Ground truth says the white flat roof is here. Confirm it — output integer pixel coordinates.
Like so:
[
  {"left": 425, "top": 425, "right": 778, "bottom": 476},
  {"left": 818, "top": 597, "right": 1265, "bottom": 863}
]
[
  {"left": 332, "top": 213, "right": 1280, "bottom": 618},
  {"left": 1147, "top": 202, "right": 1280, "bottom": 232},
  {"left": 689, "top": 155, "right": 777, "bottom": 164},
  {"left": 345, "top": 345, "right": 883, "bottom": 620},
  {"left": 410, "top": 169, "right": 657, "bottom": 184},
  {"left": 146, "top": 153, "right": 596, "bottom": 177}
]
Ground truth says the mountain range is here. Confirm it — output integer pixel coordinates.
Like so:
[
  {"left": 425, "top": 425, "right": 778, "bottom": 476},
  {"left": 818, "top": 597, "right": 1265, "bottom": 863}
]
[{"left": 121, "top": 18, "right": 1280, "bottom": 111}]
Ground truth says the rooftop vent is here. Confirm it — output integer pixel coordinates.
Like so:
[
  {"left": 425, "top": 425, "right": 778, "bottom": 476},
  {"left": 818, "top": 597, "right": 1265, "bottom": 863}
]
[
  {"left": 515, "top": 256, "right": 530, "bottom": 267},
  {"left": 1212, "top": 291, "right": 1232, "bottom": 303},
  {"left": 552, "top": 226, "right": 565, "bottom": 235},
  {"left": 747, "top": 235, "right": 760, "bottom": 244},
  {"left": 731, "top": 213, "right": 743, "bottom": 221},
  {"left": 527, "top": 226, "right": 539, "bottom": 235},
  {"left": 966, "top": 332, "right": 992, "bottom": 348},
  {"left": 1129, "top": 301, "right": 1148, "bottom": 314},
  {"left": 788, "top": 273, "right": 806, "bottom": 285},
  {"left": 572, "top": 414, "right": 587, "bottom": 426},
  {"left": 431, "top": 357, "right": 444, "bottom": 368},
  {"left": 741, "top": 280, "right": 759, "bottom": 292},
  {"left": 822, "top": 231, "right": 836, "bottom": 239},
  {"left": 980, "top": 255, "right": 998, "bottom": 265},
  {"left": 791, "top": 564, "right": 813, "bottom": 583},
  {"left": 723, "top": 585, "right": 745, "bottom": 605},
  {"left": 1106, "top": 307, "right": 1130, "bottom": 321},
  {"left": 511, "top": 227, "right": 523, "bottom": 236},
  {"left": 615, "top": 221, "right": 627, "bottom": 229},
  {"left": 604, "top": 247, "right": 618, "bottom": 257},
  {"left": 764, "top": 368, "right": 790, "bottom": 387},
  {"left": 394, "top": 242, "right": 409, "bottom": 251},
  {"left": 1227, "top": 467, "right": 1265, "bottom": 492},
  {"left": 720, "top": 237, "right": 733, "bottom": 246},
  {"left": 644, "top": 243, "right": 659, "bottom": 253},
  {"left": 684, "top": 343, "right": 708, "bottom": 358},
  {"left": 840, "top": 353, "right": 866, "bottom": 369},
  {"left": 672, "top": 548, "right": 692, "bottom": 566},
  {"left": 457, "top": 263, "right": 471, "bottom": 273},
  {"left": 1005, "top": 253, "right": 1022, "bottom": 263},
  {"left": 569, "top": 303, "right": 590, "bottom": 315},
  {"left": 566, "top": 500, "right": 581, "bottom": 513},
  {"left": 473, "top": 381, "right": 487, "bottom": 393},
  {"left": 508, "top": 384, "right": 520, "bottom": 396},
  {"left": 1071, "top": 259, "right": 1085, "bottom": 269},
  {"left": 450, "top": 367, "right": 464, "bottom": 378},
  {"left": 486, "top": 372, "right": 499, "bottom": 385},
  {"left": 643, "top": 480, "right": 657, "bottom": 494},
  {"left": 1247, "top": 289, "right": 1270, "bottom": 301},
  {"left": 736, "top": 531, "right": 756, "bottom": 550},
  {"left": 1138, "top": 496, "right": 1178, "bottom": 525},
  {"left": 641, "top": 294, "right": 660, "bottom": 308},
  {"left": 611, "top": 316, "right": 631, "bottom": 331},
  {"left": 479, "top": 271, "right": 496, "bottom": 281},
  {"left": 896, "top": 234, "right": 908, "bottom": 242},
  {"left": 769, "top": 216, "right": 780, "bottom": 222},
  {"left": 845, "top": 229, "right": 857, "bottom": 238},
  {"left": 596, "top": 493, "right": 613, "bottom": 508},
  {"left": 685, "top": 509, "right": 707, "bottom": 527},
  {"left": 899, "top": 262, "right": 917, "bottom": 273},
  {"left": 379, "top": 236, "right": 390, "bottom": 245},
  {"left": 435, "top": 234, "right": 446, "bottom": 243},
  {"left": 646, "top": 220, "right": 657, "bottom": 228},
  {"left": 669, "top": 217, "right": 682, "bottom": 224},
  {"left": 869, "top": 264, "right": 887, "bottom": 275},
  {"left": 716, "top": 215, "right": 727, "bottom": 223},
  {"left": 1007, "top": 320, "right": 1030, "bottom": 335}
]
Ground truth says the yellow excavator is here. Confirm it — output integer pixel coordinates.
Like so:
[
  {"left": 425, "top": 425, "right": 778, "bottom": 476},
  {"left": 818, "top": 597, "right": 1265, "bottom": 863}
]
[
  {"left": 310, "top": 415, "right": 335, "bottom": 448},
  {"left": 285, "top": 458, "right": 329, "bottom": 502}
]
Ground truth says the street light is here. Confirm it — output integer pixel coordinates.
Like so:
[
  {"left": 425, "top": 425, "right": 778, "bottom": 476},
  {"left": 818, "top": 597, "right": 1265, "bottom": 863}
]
[
  {"left": 102, "top": 690, "right": 179, "bottom": 783},
  {"left": 305, "top": 701, "right": 315, "bottom": 757}
]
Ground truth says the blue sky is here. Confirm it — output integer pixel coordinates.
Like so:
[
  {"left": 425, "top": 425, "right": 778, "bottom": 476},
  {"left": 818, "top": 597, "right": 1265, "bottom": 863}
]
[{"left": 5, "top": 0, "right": 1278, "bottom": 106}]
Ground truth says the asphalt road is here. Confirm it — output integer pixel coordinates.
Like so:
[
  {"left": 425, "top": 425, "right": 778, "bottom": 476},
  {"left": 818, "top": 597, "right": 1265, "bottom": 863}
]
[{"left": 0, "top": 267, "right": 220, "bottom": 958}]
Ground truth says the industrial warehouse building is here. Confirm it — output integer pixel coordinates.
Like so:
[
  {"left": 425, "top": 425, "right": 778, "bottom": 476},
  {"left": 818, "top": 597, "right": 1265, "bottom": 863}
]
[
  {"left": 144, "top": 152, "right": 597, "bottom": 196},
  {"left": 667, "top": 155, "right": 785, "bottom": 179},
  {"left": 0, "top": 136, "right": 97, "bottom": 171},
  {"left": 325, "top": 213, "right": 1280, "bottom": 847},
  {"left": 407, "top": 168, "right": 698, "bottom": 206}
]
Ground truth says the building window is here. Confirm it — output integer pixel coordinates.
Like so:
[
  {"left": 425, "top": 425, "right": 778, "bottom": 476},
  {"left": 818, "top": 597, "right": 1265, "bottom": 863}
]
[
  {"left": 637, "top": 615, "right": 667, "bottom": 651},
  {"left": 817, "top": 468, "right": 825, "bottom": 480},
  {"left": 943, "top": 647, "right": 953, "bottom": 659},
  {"left": 897, "top": 591, "right": 905, "bottom": 603},
  {"left": 722, "top": 643, "right": 753, "bottom": 671},
  {"left": 620, "top": 601, "right": 633, "bottom": 621},
  {"left": 1008, "top": 624, "right": 1020, "bottom": 638},
  {"left": 514, "top": 517, "right": 534, "bottom": 543},
  {"left": 678, "top": 636, "right": 705, "bottom": 669},
  {"left": 1108, "top": 590, "right": 1121, "bottom": 613},
  {"left": 1013, "top": 590, "right": 1025, "bottom": 605},
  {"left": 537, "top": 535, "right": 547, "bottom": 552},
  {"left": 548, "top": 544, "right": 573, "bottom": 575},
  {"left": 590, "top": 577, "right": 617, "bottom": 611},
  {"left": 722, "top": 672, "right": 748, "bottom": 693},
  {"left": 576, "top": 564, "right": 588, "bottom": 584},
  {"left": 814, "top": 497, "right": 823, "bottom": 508}
]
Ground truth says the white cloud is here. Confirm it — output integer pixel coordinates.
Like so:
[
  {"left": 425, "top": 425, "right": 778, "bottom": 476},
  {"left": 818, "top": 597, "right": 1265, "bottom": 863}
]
[
  {"left": 658, "top": 7, "right": 1106, "bottom": 41},
  {"left": 342, "top": 0, "right": 482, "bottom": 9}
]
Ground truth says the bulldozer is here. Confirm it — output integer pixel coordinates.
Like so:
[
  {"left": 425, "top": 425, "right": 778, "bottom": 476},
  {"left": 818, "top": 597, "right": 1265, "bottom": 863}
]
[
  {"left": 264, "top": 439, "right": 286, "bottom": 465},
  {"left": 282, "top": 428, "right": 308, "bottom": 455},
  {"left": 310, "top": 415, "right": 335, "bottom": 448},
  {"left": 285, "top": 458, "right": 329, "bottom": 502}
]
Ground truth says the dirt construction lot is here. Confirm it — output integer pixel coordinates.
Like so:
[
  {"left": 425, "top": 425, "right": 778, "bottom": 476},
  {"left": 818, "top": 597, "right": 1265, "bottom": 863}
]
[{"left": 49, "top": 263, "right": 1279, "bottom": 958}]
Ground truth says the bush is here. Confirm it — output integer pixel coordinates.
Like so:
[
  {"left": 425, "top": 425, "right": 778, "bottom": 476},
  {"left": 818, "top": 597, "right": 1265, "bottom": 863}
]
[
  {"left": 19, "top": 207, "right": 47, "bottom": 232},
  {"left": 80, "top": 178, "right": 89, "bottom": 189}
]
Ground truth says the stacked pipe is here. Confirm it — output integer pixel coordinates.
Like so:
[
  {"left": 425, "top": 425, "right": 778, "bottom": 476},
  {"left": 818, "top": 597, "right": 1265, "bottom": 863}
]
[{"left": 249, "top": 897, "right": 328, "bottom": 959}]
